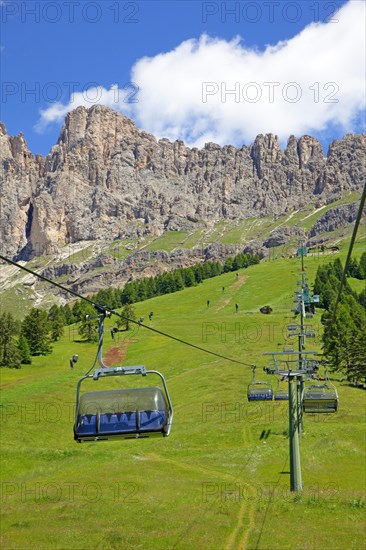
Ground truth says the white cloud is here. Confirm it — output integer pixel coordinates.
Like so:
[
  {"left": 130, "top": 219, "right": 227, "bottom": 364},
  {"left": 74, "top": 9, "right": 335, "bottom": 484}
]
[{"left": 36, "top": 0, "right": 365, "bottom": 148}]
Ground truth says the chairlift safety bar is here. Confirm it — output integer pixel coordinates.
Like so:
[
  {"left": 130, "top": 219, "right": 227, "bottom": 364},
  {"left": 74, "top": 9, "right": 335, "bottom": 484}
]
[
  {"left": 93, "top": 365, "right": 147, "bottom": 379},
  {"left": 263, "top": 351, "right": 318, "bottom": 356}
]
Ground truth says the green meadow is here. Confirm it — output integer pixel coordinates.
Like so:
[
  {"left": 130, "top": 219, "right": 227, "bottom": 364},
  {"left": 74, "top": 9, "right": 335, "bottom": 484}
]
[{"left": 0, "top": 242, "right": 365, "bottom": 549}]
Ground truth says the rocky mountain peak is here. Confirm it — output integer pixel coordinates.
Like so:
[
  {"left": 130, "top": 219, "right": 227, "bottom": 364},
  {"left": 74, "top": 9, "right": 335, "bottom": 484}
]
[
  {"left": 297, "top": 135, "right": 325, "bottom": 166},
  {"left": 1, "top": 106, "right": 365, "bottom": 261},
  {"left": 57, "top": 104, "right": 140, "bottom": 151}
]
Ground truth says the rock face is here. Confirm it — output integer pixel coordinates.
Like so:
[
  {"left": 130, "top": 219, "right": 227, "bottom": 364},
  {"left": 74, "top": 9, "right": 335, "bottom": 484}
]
[
  {"left": 38, "top": 243, "right": 242, "bottom": 295},
  {"left": 1, "top": 105, "right": 365, "bottom": 260},
  {"left": 0, "top": 123, "right": 44, "bottom": 258},
  {"left": 308, "top": 203, "right": 363, "bottom": 237},
  {"left": 263, "top": 226, "right": 306, "bottom": 248}
]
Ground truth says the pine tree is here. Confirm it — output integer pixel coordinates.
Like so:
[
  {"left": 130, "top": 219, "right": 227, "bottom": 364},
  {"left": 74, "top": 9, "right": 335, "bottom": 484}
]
[
  {"left": 182, "top": 268, "right": 196, "bottom": 287},
  {"left": 193, "top": 265, "right": 204, "bottom": 283},
  {"left": 359, "top": 252, "right": 366, "bottom": 279},
  {"left": 0, "top": 312, "right": 22, "bottom": 368},
  {"left": 174, "top": 271, "right": 184, "bottom": 290},
  {"left": 349, "top": 331, "right": 366, "bottom": 384},
  {"left": 119, "top": 304, "right": 137, "bottom": 331},
  {"left": 347, "top": 257, "right": 361, "bottom": 279},
  {"left": 231, "top": 255, "right": 241, "bottom": 271},
  {"left": 313, "top": 265, "right": 329, "bottom": 298},
  {"left": 61, "top": 304, "right": 75, "bottom": 325},
  {"left": 332, "top": 258, "right": 343, "bottom": 280},
  {"left": 121, "top": 282, "right": 138, "bottom": 304},
  {"left": 48, "top": 304, "right": 62, "bottom": 322},
  {"left": 2, "top": 338, "right": 21, "bottom": 368},
  {"left": 95, "top": 288, "right": 119, "bottom": 309},
  {"left": 50, "top": 312, "right": 65, "bottom": 341},
  {"left": 48, "top": 305, "right": 65, "bottom": 341},
  {"left": 78, "top": 316, "right": 99, "bottom": 342},
  {"left": 72, "top": 301, "right": 84, "bottom": 322},
  {"left": 17, "top": 335, "right": 32, "bottom": 365},
  {"left": 145, "top": 277, "right": 157, "bottom": 299},
  {"left": 77, "top": 302, "right": 99, "bottom": 342},
  {"left": 213, "top": 262, "right": 223, "bottom": 276},
  {"left": 321, "top": 278, "right": 337, "bottom": 309},
  {"left": 224, "top": 257, "right": 233, "bottom": 272},
  {"left": 137, "top": 279, "right": 148, "bottom": 301},
  {"left": 21, "top": 309, "right": 52, "bottom": 355},
  {"left": 320, "top": 257, "right": 366, "bottom": 385},
  {"left": 359, "top": 288, "right": 366, "bottom": 308}
]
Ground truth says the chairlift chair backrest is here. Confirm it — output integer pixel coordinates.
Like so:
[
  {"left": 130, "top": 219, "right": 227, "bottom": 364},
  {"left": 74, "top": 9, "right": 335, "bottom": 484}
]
[
  {"left": 247, "top": 382, "right": 273, "bottom": 401},
  {"left": 247, "top": 366, "right": 273, "bottom": 401},
  {"left": 274, "top": 379, "right": 289, "bottom": 401},
  {"left": 302, "top": 383, "right": 338, "bottom": 413},
  {"left": 74, "top": 366, "right": 173, "bottom": 442}
]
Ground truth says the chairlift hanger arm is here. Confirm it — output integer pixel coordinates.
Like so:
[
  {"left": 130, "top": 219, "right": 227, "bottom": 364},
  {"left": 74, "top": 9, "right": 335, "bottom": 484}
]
[{"left": 146, "top": 369, "right": 174, "bottom": 424}]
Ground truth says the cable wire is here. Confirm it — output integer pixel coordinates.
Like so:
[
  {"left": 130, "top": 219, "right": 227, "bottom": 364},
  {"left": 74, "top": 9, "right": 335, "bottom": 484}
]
[{"left": 0, "top": 254, "right": 254, "bottom": 368}]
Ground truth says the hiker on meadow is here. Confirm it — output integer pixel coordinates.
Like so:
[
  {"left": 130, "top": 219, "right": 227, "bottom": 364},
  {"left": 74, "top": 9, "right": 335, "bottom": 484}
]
[
  {"left": 207, "top": 300, "right": 210, "bottom": 307},
  {"left": 222, "top": 286, "right": 225, "bottom": 293},
  {"left": 149, "top": 311, "right": 153, "bottom": 321},
  {"left": 235, "top": 303, "right": 239, "bottom": 313}
]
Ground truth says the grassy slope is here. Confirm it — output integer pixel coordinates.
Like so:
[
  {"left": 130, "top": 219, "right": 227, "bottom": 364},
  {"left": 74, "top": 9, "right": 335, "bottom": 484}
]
[
  {"left": 1, "top": 191, "right": 363, "bottom": 316},
  {"left": 1, "top": 242, "right": 365, "bottom": 550}
]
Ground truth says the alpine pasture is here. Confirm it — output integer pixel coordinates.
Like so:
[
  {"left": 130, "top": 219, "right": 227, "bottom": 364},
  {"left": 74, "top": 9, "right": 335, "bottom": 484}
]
[{"left": 1, "top": 244, "right": 365, "bottom": 550}]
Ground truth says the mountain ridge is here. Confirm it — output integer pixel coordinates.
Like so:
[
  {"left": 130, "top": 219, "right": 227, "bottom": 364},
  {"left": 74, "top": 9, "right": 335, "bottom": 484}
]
[{"left": 1, "top": 105, "right": 365, "bottom": 262}]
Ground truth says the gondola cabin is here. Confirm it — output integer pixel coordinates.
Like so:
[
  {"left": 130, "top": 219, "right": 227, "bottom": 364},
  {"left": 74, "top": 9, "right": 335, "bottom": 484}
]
[
  {"left": 302, "top": 384, "right": 338, "bottom": 413},
  {"left": 74, "top": 366, "right": 173, "bottom": 442}
]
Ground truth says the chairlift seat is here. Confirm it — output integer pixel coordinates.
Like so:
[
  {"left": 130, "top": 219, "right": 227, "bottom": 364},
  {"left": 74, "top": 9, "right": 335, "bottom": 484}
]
[
  {"left": 274, "top": 389, "right": 289, "bottom": 401},
  {"left": 303, "top": 385, "right": 338, "bottom": 413},
  {"left": 75, "top": 387, "right": 171, "bottom": 441},
  {"left": 247, "top": 383, "right": 273, "bottom": 401}
]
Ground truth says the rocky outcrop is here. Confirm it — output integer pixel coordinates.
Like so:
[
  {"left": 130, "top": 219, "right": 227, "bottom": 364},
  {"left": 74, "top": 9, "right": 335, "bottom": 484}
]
[
  {"left": 263, "top": 226, "right": 307, "bottom": 248},
  {"left": 40, "top": 263, "right": 80, "bottom": 280},
  {"left": 316, "top": 134, "right": 366, "bottom": 195},
  {"left": 36, "top": 242, "right": 255, "bottom": 295},
  {"left": 308, "top": 203, "right": 363, "bottom": 237},
  {"left": 0, "top": 123, "right": 43, "bottom": 258},
  {"left": 1, "top": 105, "right": 365, "bottom": 261}
]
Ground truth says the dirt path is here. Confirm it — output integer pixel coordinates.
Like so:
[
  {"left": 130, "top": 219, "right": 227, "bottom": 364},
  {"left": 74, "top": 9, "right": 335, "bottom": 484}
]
[
  {"left": 214, "top": 274, "right": 248, "bottom": 312},
  {"left": 215, "top": 296, "right": 232, "bottom": 311},
  {"left": 224, "top": 492, "right": 257, "bottom": 550},
  {"left": 232, "top": 274, "right": 248, "bottom": 291},
  {"left": 104, "top": 340, "right": 135, "bottom": 366}
]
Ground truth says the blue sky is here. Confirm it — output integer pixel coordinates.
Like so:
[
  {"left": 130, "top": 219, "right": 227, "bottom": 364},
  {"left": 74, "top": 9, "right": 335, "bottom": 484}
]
[{"left": 1, "top": 0, "right": 364, "bottom": 156}]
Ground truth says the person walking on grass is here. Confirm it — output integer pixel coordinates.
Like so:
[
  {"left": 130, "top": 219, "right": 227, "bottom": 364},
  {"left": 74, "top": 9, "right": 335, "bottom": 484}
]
[{"left": 235, "top": 303, "right": 239, "bottom": 313}]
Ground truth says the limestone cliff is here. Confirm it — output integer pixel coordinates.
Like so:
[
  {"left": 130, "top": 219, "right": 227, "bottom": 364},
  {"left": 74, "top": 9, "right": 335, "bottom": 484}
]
[{"left": 1, "top": 105, "right": 365, "bottom": 260}]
